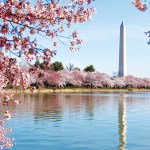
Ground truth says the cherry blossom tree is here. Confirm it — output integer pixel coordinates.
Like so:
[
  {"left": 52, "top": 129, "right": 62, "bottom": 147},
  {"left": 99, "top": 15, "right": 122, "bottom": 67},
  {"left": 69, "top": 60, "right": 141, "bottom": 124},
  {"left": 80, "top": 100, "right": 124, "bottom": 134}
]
[
  {"left": 0, "top": 0, "right": 96, "bottom": 148},
  {"left": 102, "top": 75, "right": 114, "bottom": 88},
  {"left": 113, "top": 77, "right": 126, "bottom": 89},
  {"left": 125, "top": 75, "right": 140, "bottom": 88},
  {"left": 70, "top": 70, "right": 87, "bottom": 86},
  {"left": 59, "top": 70, "right": 72, "bottom": 86},
  {"left": 84, "top": 72, "right": 104, "bottom": 88},
  {"left": 44, "top": 70, "right": 64, "bottom": 88},
  {"left": 141, "top": 78, "right": 150, "bottom": 88},
  {"left": 58, "top": 70, "right": 86, "bottom": 87}
]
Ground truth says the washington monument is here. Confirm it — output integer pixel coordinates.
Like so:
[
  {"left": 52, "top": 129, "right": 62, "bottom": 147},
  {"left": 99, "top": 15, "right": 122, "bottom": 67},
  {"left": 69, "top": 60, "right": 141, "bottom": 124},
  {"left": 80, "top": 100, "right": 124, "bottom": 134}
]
[{"left": 118, "top": 22, "right": 127, "bottom": 77}]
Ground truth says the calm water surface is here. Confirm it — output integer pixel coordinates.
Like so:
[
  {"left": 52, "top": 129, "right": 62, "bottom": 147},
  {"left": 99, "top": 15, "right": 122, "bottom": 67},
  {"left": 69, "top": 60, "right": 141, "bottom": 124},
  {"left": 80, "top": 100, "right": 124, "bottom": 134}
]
[{"left": 3, "top": 92, "right": 150, "bottom": 150}]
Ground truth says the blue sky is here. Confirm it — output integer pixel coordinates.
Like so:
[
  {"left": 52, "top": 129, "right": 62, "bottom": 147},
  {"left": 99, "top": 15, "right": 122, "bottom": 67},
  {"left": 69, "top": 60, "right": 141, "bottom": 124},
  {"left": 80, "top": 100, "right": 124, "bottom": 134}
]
[{"left": 52, "top": 0, "right": 150, "bottom": 77}]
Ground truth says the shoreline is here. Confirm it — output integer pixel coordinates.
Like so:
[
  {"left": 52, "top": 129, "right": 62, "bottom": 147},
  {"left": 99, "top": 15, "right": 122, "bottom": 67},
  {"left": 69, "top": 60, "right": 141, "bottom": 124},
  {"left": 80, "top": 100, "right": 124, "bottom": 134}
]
[{"left": 9, "top": 88, "right": 150, "bottom": 94}]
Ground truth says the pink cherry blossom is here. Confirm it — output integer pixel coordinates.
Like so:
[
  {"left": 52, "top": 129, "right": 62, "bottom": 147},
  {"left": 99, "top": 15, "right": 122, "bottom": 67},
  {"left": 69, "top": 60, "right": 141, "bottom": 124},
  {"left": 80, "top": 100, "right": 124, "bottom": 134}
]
[
  {"left": 132, "top": 0, "right": 147, "bottom": 12},
  {"left": 4, "top": 111, "right": 12, "bottom": 121},
  {"left": 13, "top": 100, "right": 20, "bottom": 105}
]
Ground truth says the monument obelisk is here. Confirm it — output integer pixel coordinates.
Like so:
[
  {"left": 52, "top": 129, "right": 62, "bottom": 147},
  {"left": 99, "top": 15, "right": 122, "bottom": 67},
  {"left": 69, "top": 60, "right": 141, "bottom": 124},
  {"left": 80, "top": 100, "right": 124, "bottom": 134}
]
[{"left": 118, "top": 22, "right": 127, "bottom": 77}]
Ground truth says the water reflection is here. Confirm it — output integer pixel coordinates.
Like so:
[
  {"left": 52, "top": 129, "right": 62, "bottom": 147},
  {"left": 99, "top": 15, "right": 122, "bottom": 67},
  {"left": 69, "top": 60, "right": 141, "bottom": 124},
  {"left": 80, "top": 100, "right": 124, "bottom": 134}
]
[
  {"left": 118, "top": 95, "right": 127, "bottom": 150},
  {"left": 2, "top": 92, "right": 150, "bottom": 150},
  {"left": 10, "top": 93, "right": 114, "bottom": 123},
  {"left": 33, "top": 94, "right": 62, "bottom": 123}
]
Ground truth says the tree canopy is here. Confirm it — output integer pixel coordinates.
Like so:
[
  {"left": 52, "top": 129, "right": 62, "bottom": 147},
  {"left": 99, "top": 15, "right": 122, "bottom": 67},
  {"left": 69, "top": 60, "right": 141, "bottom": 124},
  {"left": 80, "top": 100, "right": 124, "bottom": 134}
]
[
  {"left": 84, "top": 65, "right": 95, "bottom": 72},
  {"left": 51, "top": 61, "right": 64, "bottom": 71}
]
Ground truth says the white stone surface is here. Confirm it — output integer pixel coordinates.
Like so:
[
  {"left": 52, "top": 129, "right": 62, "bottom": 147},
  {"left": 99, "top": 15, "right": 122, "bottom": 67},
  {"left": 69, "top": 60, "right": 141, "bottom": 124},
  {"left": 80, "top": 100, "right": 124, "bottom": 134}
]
[{"left": 118, "top": 22, "right": 127, "bottom": 77}]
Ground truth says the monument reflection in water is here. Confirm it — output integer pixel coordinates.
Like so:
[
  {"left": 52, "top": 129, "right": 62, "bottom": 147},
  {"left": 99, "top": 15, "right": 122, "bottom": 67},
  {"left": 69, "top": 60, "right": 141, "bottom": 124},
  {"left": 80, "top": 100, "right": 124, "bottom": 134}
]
[{"left": 118, "top": 95, "right": 127, "bottom": 150}]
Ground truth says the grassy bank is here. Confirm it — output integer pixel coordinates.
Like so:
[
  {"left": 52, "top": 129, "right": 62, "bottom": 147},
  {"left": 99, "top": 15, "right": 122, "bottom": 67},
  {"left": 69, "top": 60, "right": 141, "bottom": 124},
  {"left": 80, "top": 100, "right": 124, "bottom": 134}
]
[{"left": 9, "top": 87, "right": 150, "bottom": 94}]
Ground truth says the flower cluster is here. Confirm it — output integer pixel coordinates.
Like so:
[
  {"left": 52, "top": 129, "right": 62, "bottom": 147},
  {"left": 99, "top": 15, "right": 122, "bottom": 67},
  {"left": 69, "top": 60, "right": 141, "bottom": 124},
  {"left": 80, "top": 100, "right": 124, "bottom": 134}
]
[
  {"left": 132, "top": 0, "right": 147, "bottom": 11},
  {"left": 0, "top": 120, "right": 14, "bottom": 149},
  {"left": 0, "top": 0, "right": 96, "bottom": 64}
]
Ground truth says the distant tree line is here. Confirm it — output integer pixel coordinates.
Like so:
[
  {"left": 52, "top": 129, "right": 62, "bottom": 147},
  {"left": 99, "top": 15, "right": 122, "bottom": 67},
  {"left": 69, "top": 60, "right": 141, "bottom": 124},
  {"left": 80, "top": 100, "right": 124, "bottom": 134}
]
[
  {"left": 34, "top": 60, "right": 95, "bottom": 72},
  {"left": 13, "top": 67, "right": 150, "bottom": 90},
  {"left": 8, "top": 61, "right": 150, "bottom": 90}
]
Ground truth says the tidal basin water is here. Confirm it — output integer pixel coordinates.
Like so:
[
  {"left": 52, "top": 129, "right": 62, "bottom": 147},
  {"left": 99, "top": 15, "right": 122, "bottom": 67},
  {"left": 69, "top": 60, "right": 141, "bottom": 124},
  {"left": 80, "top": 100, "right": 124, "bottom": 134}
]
[{"left": 3, "top": 92, "right": 150, "bottom": 150}]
